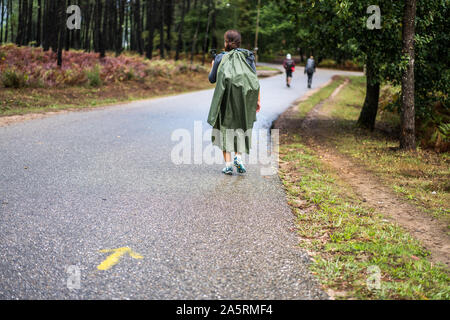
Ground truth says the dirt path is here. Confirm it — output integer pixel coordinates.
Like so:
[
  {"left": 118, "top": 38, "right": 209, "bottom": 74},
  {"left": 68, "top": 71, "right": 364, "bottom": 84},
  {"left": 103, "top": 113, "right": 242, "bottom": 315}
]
[{"left": 275, "top": 79, "right": 450, "bottom": 268}]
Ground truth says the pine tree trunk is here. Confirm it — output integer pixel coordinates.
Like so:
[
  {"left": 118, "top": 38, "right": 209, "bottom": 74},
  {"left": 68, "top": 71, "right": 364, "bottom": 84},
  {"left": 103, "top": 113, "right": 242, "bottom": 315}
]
[
  {"left": 50, "top": 0, "right": 59, "bottom": 51},
  {"left": 116, "top": 0, "right": 125, "bottom": 56},
  {"left": 83, "top": 2, "right": 93, "bottom": 51},
  {"left": 4, "top": 0, "right": 9, "bottom": 43},
  {"left": 26, "top": 0, "right": 33, "bottom": 45},
  {"left": 1, "top": 0, "right": 4, "bottom": 43},
  {"left": 400, "top": 0, "right": 417, "bottom": 150},
  {"left": 7, "top": 0, "right": 12, "bottom": 42},
  {"left": 124, "top": 1, "right": 129, "bottom": 50},
  {"left": 42, "top": 0, "right": 49, "bottom": 50},
  {"left": 94, "top": 0, "right": 105, "bottom": 57},
  {"left": 103, "top": 0, "right": 110, "bottom": 51},
  {"left": 202, "top": 0, "right": 212, "bottom": 65},
  {"left": 100, "top": 0, "right": 106, "bottom": 57},
  {"left": 93, "top": 0, "right": 99, "bottom": 52},
  {"left": 74, "top": 0, "right": 81, "bottom": 50},
  {"left": 57, "top": 0, "right": 65, "bottom": 67},
  {"left": 23, "top": 0, "right": 29, "bottom": 44},
  {"left": 136, "top": 0, "right": 143, "bottom": 54},
  {"left": 190, "top": 0, "right": 202, "bottom": 64},
  {"left": 111, "top": 0, "right": 117, "bottom": 52},
  {"left": 175, "top": 0, "right": 186, "bottom": 61},
  {"left": 110, "top": 0, "right": 116, "bottom": 51},
  {"left": 165, "top": 0, "right": 173, "bottom": 53},
  {"left": 159, "top": 0, "right": 165, "bottom": 58},
  {"left": 130, "top": 0, "right": 135, "bottom": 51},
  {"left": 36, "top": 0, "right": 42, "bottom": 46},
  {"left": 16, "top": 0, "right": 23, "bottom": 45},
  {"left": 66, "top": 25, "right": 71, "bottom": 51},
  {"left": 357, "top": 56, "right": 380, "bottom": 130},
  {"left": 146, "top": 0, "right": 156, "bottom": 59},
  {"left": 211, "top": 0, "right": 217, "bottom": 50}
]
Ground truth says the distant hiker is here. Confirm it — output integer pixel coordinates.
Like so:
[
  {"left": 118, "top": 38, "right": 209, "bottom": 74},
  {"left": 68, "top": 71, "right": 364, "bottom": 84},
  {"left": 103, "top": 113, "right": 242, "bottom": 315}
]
[
  {"left": 305, "top": 56, "right": 316, "bottom": 89},
  {"left": 208, "top": 30, "right": 261, "bottom": 175},
  {"left": 283, "top": 54, "right": 295, "bottom": 88}
]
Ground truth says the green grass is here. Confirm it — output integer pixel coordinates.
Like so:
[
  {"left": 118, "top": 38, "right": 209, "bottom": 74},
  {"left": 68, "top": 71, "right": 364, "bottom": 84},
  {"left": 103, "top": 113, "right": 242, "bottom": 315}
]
[
  {"left": 279, "top": 76, "right": 449, "bottom": 299},
  {"left": 298, "top": 77, "right": 345, "bottom": 118},
  {"left": 256, "top": 65, "right": 281, "bottom": 72},
  {"left": 321, "top": 76, "right": 450, "bottom": 222},
  {"left": 279, "top": 137, "right": 449, "bottom": 299}
]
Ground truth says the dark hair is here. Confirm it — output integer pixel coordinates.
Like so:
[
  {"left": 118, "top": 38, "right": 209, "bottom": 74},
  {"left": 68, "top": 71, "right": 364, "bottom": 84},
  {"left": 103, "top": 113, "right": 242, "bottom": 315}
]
[{"left": 224, "top": 30, "right": 241, "bottom": 51}]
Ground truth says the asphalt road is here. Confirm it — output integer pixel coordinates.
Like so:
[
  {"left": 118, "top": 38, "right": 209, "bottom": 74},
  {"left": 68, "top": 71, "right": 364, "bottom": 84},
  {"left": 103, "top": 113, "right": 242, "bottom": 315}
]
[{"left": 0, "top": 65, "right": 361, "bottom": 299}]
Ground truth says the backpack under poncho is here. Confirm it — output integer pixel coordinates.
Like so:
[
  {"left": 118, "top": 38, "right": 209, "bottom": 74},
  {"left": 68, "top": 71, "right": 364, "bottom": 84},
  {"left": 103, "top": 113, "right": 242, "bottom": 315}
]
[
  {"left": 207, "top": 49, "right": 260, "bottom": 154},
  {"left": 207, "top": 49, "right": 260, "bottom": 132}
]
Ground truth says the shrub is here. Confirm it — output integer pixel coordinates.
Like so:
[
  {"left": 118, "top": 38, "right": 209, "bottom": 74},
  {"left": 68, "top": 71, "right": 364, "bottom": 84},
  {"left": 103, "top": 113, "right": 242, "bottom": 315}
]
[
  {"left": 86, "top": 65, "right": 102, "bottom": 87},
  {"left": 125, "top": 67, "right": 136, "bottom": 80},
  {"left": 344, "top": 59, "right": 363, "bottom": 70},
  {"left": 319, "top": 59, "right": 338, "bottom": 68},
  {"left": 420, "top": 111, "right": 450, "bottom": 152},
  {"left": 318, "top": 59, "right": 363, "bottom": 71},
  {"left": 1, "top": 69, "right": 28, "bottom": 88},
  {"left": 438, "top": 123, "right": 450, "bottom": 141},
  {"left": 259, "top": 52, "right": 276, "bottom": 62},
  {"left": 175, "top": 61, "right": 189, "bottom": 74},
  {"left": 0, "top": 44, "right": 208, "bottom": 88}
]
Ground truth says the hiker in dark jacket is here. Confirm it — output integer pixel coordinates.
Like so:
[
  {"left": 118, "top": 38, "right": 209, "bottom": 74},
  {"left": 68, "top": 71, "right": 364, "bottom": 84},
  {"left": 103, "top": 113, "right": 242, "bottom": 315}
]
[
  {"left": 304, "top": 56, "right": 316, "bottom": 88},
  {"left": 283, "top": 54, "right": 295, "bottom": 88},
  {"left": 208, "top": 30, "right": 261, "bottom": 175}
]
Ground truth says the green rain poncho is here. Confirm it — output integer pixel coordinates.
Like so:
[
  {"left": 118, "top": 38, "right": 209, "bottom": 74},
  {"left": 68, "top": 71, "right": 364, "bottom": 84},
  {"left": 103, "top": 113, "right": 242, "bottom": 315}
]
[{"left": 207, "top": 49, "right": 260, "bottom": 154}]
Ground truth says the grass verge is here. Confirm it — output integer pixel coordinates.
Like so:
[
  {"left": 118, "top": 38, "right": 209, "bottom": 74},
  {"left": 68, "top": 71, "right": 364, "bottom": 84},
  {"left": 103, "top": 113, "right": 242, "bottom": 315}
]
[
  {"left": 297, "top": 76, "right": 345, "bottom": 118},
  {"left": 256, "top": 65, "right": 281, "bottom": 72},
  {"left": 322, "top": 76, "right": 449, "bottom": 223},
  {"left": 278, "top": 76, "right": 449, "bottom": 299},
  {"left": 279, "top": 135, "right": 449, "bottom": 299}
]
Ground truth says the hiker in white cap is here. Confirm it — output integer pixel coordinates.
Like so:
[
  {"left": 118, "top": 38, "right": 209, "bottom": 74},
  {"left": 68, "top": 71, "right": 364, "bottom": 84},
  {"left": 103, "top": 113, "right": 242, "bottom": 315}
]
[{"left": 283, "top": 54, "right": 295, "bottom": 88}]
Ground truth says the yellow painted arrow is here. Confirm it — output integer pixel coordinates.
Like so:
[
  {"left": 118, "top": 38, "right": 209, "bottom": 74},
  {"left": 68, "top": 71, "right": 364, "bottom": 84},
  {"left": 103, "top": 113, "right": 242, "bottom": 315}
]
[{"left": 97, "top": 247, "right": 143, "bottom": 271}]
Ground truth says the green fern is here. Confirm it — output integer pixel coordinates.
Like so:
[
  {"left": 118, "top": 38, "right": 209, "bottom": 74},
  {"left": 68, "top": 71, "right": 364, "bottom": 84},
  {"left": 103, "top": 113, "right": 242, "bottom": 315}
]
[{"left": 438, "top": 123, "right": 450, "bottom": 141}]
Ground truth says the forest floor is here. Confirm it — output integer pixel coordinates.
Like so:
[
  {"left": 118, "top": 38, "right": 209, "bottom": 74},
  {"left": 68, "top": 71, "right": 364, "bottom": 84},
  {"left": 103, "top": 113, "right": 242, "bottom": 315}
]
[
  {"left": 274, "top": 76, "right": 449, "bottom": 299},
  {"left": 0, "top": 72, "right": 213, "bottom": 126}
]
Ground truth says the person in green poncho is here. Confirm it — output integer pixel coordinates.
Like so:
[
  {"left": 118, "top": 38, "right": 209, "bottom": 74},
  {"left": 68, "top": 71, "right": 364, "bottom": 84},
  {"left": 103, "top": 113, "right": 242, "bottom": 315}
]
[{"left": 208, "top": 30, "right": 261, "bottom": 175}]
